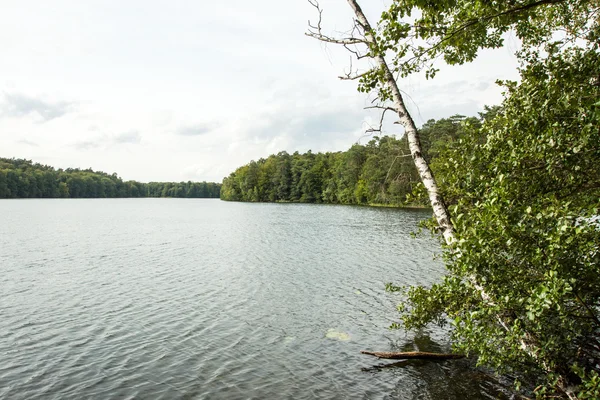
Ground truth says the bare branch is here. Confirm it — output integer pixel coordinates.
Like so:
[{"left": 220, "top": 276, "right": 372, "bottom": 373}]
[
  {"left": 383, "top": 153, "right": 412, "bottom": 185},
  {"left": 305, "top": 32, "right": 367, "bottom": 45},
  {"left": 343, "top": 44, "right": 370, "bottom": 60},
  {"left": 364, "top": 105, "right": 399, "bottom": 112},
  {"left": 339, "top": 68, "right": 373, "bottom": 81},
  {"left": 306, "top": 0, "right": 367, "bottom": 45},
  {"left": 364, "top": 105, "right": 396, "bottom": 134},
  {"left": 307, "top": 0, "right": 323, "bottom": 32}
]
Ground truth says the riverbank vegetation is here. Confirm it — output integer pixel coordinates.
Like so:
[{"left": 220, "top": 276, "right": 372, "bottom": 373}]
[
  {"left": 397, "top": 43, "right": 600, "bottom": 399},
  {"left": 0, "top": 158, "right": 221, "bottom": 198},
  {"left": 306, "top": 0, "right": 599, "bottom": 398}
]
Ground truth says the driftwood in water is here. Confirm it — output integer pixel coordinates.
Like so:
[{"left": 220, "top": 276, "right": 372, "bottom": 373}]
[{"left": 361, "top": 350, "right": 465, "bottom": 360}]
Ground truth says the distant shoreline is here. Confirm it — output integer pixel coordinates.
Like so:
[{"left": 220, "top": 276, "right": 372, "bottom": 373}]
[{"left": 221, "top": 198, "right": 431, "bottom": 210}]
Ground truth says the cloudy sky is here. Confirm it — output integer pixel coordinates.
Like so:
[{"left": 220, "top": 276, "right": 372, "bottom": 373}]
[{"left": 0, "top": 0, "right": 521, "bottom": 183}]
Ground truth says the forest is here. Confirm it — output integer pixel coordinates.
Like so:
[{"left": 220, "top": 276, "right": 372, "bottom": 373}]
[
  {"left": 219, "top": 112, "right": 487, "bottom": 207},
  {"left": 0, "top": 158, "right": 221, "bottom": 199}
]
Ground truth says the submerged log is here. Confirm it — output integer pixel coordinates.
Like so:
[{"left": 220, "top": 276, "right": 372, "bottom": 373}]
[{"left": 361, "top": 350, "right": 465, "bottom": 360}]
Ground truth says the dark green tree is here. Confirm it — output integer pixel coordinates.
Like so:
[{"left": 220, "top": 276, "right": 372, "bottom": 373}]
[{"left": 0, "top": 158, "right": 221, "bottom": 199}]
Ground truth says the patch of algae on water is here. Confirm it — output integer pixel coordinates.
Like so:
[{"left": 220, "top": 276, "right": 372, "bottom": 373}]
[{"left": 326, "top": 328, "right": 351, "bottom": 341}]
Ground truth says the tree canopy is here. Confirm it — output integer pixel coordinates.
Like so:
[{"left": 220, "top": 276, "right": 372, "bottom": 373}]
[
  {"left": 0, "top": 158, "right": 221, "bottom": 199},
  {"left": 370, "top": 0, "right": 598, "bottom": 80},
  {"left": 220, "top": 116, "right": 480, "bottom": 207}
]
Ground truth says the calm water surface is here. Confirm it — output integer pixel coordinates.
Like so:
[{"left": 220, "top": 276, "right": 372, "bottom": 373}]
[{"left": 0, "top": 199, "right": 508, "bottom": 399}]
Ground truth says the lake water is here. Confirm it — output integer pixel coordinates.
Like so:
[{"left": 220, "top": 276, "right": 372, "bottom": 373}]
[{"left": 0, "top": 199, "right": 509, "bottom": 399}]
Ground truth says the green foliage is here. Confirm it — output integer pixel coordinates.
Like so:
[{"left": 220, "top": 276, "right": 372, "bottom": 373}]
[
  {"left": 221, "top": 135, "right": 437, "bottom": 206},
  {"left": 0, "top": 158, "right": 221, "bottom": 199},
  {"left": 397, "top": 38, "right": 600, "bottom": 397},
  {"left": 573, "top": 365, "right": 600, "bottom": 399},
  {"left": 361, "top": 0, "right": 597, "bottom": 169},
  {"left": 359, "top": 0, "right": 599, "bottom": 98}
]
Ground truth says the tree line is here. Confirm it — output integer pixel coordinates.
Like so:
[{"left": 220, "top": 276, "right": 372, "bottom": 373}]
[
  {"left": 0, "top": 158, "right": 221, "bottom": 199},
  {"left": 220, "top": 112, "right": 490, "bottom": 207}
]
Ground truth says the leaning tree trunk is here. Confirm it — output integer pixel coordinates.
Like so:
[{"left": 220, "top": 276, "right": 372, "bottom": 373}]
[{"left": 345, "top": 0, "right": 455, "bottom": 246}]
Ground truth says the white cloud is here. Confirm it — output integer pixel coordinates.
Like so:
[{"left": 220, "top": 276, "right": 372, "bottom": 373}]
[
  {"left": 114, "top": 130, "right": 141, "bottom": 144},
  {"left": 0, "top": 0, "right": 520, "bottom": 183},
  {"left": 1, "top": 92, "right": 73, "bottom": 122},
  {"left": 176, "top": 124, "right": 214, "bottom": 137}
]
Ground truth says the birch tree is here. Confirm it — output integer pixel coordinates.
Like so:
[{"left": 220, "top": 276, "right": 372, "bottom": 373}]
[{"left": 307, "top": 0, "right": 455, "bottom": 244}]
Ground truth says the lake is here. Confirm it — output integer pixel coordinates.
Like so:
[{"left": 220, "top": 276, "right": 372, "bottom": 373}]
[{"left": 0, "top": 199, "right": 509, "bottom": 399}]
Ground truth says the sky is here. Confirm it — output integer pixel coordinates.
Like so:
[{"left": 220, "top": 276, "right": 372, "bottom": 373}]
[{"left": 0, "top": 0, "right": 521, "bottom": 183}]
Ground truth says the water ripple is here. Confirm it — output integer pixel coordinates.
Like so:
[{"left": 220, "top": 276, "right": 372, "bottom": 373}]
[{"left": 0, "top": 199, "right": 508, "bottom": 399}]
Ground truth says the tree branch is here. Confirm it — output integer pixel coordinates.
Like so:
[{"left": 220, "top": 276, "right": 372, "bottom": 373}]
[
  {"left": 306, "top": 0, "right": 367, "bottom": 45},
  {"left": 361, "top": 350, "right": 465, "bottom": 360},
  {"left": 343, "top": 44, "right": 370, "bottom": 60},
  {"left": 339, "top": 68, "right": 374, "bottom": 81},
  {"left": 305, "top": 32, "right": 367, "bottom": 45},
  {"left": 364, "top": 105, "right": 396, "bottom": 134}
]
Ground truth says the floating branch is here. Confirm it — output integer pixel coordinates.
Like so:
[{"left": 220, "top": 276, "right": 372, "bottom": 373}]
[{"left": 361, "top": 350, "right": 465, "bottom": 360}]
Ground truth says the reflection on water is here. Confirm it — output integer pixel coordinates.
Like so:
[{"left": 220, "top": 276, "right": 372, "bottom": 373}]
[{"left": 0, "top": 199, "right": 509, "bottom": 399}]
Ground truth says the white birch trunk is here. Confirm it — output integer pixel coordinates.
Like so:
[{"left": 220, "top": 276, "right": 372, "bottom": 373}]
[{"left": 345, "top": 0, "right": 455, "bottom": 246}]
